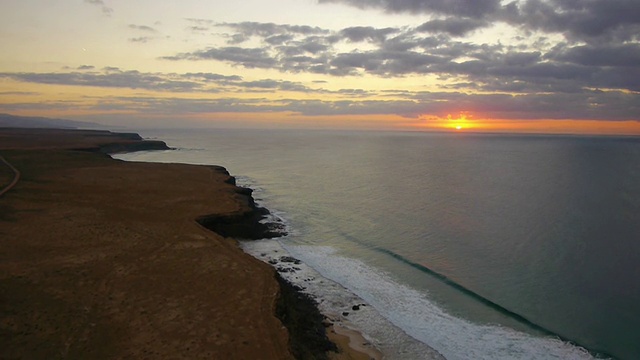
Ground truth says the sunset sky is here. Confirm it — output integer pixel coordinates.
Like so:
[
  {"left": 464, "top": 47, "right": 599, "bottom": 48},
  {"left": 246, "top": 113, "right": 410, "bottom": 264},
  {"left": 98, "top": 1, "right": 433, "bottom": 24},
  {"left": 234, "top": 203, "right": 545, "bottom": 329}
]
[{"left": 1, "top": 0, "right": 639, "bottom": 133}]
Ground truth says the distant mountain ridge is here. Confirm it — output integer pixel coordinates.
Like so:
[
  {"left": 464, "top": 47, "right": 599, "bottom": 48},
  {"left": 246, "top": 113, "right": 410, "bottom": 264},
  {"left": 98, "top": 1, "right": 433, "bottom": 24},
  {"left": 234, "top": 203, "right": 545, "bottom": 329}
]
[{"left": 0, "top": 113, "right": 101, "bottom": 129}]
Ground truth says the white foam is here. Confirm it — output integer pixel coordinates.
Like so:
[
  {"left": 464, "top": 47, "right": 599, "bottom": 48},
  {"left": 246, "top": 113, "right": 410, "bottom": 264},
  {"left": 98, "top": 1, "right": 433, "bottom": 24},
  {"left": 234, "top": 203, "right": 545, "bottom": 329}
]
[{"left": 274, "top": 245, "right": 598, "bottom": 360}]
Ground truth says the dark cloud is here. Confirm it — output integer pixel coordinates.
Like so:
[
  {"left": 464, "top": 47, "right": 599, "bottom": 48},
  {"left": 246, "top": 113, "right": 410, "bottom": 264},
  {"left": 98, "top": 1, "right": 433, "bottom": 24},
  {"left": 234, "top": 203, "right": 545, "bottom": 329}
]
[
  {"left": 0, "top": 70, "right": 335, "bottom": 95},
  {"left": 416, "top": 18, "right": 488, "bottom": 36},
  {"left": 162, "top": 19, "right": 640, "bottom": 95},
  {"left": 0, "top": 71, "right": 200, "bottom": 92},
  {"left": 0, "top": 91, "right": 40, "bottom": 96},
  {"left": 340, "top": 26, "right": 397, "bottom": 43},
  {"left": 234, "top": 79, "right": 311, "bottom": 92},
  {"left": 77, "top": 65, "right": 95, "bottom": 70},
  {"left": 336, "top": 88, "right": 374, "bottom": 97},
  {"left": 84, "top": 0, "right": 113, "bottom": 16},
  {"left": 504, "top": 0, "right": 640, "bottom": 43},
  {"left": 163, "top": 47, "right": 277, "bottom": 68},
  {"left": 218, "top": 22, "right": 329, "bottom": 38},
  {"left": 0, "top": 99, "right": 85, "bottom": 112},
  {"left": 549, "top": 43, "right": 640, "bottom": 67},
  {"left": 321, "top": 0, "right": 640, "bottom": 45},
  {"left": 299, "top": 40, "right": 329, "bottom": 54},
  {"left": 265, "top": 34, "right": 295, "bottom": 45},
  {"left": 182, "top": 73, "right": 243, "bottom": 82},
  {"left": 328, "top": 49, "right": 447, "bottom": 76},
  {"left": 318, "top": 0, "right": 501, "bottom": 19}
]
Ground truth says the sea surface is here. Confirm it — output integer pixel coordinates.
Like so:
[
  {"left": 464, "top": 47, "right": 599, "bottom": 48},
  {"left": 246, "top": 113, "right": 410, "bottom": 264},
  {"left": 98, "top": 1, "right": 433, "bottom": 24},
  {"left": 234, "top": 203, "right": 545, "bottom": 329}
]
[{"left": 115, "top": 129, "right": 640, "bottom": 360}]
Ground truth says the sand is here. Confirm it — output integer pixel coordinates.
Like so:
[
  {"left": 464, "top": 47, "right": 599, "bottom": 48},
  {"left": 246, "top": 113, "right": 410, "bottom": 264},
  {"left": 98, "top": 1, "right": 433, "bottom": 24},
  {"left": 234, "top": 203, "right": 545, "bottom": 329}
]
[{"left": 0, "top": 129, "right": 376, "bottom": 359}]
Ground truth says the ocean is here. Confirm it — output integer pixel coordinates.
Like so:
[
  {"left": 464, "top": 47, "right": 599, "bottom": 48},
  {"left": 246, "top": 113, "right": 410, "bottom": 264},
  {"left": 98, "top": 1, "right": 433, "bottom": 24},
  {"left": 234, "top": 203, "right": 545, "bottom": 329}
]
[{"left": 115, "top": 129, "right": 640, "bottom": 360}]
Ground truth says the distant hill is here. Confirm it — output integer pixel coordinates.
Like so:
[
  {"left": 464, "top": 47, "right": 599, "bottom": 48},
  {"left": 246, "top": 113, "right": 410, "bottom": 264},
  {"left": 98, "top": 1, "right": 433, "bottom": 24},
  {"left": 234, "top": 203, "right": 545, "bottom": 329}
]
[{"left": 0, "top": 113, "right": 102, "bottom": 129}]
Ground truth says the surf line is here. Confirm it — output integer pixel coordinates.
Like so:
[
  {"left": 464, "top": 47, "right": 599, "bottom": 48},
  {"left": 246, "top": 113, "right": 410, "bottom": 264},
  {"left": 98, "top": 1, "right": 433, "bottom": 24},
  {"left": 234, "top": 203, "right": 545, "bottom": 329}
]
[
  {"left": 336, "top": 230, "right": 553, "bottom": 334},
  {"left": 374, "top": 246, "right": 613, "bottom": 359}
]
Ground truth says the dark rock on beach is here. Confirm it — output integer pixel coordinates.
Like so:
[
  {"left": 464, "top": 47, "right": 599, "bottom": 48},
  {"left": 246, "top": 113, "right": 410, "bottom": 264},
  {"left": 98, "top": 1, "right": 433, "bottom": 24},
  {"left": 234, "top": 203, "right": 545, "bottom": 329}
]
[
  {"left": 275, "top": 274, "right": 337, "bottom": 360},
  {"left": 280, "top": 256, "right": 302, "bottom": 265}
]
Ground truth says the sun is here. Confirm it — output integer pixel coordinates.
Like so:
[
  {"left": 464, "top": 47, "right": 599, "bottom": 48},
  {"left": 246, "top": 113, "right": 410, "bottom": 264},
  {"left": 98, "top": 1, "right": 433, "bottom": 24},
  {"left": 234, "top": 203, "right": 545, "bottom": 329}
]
[{"left": 448, "top": 112, "right": 472, "bottom": 131}]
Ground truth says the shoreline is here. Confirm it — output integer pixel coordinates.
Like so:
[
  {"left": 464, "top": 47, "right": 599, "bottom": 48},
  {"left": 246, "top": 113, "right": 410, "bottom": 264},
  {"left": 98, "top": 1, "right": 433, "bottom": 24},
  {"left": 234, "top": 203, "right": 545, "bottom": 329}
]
[{"left": 0, "top": 128, "right": 377, "bottom": 359}]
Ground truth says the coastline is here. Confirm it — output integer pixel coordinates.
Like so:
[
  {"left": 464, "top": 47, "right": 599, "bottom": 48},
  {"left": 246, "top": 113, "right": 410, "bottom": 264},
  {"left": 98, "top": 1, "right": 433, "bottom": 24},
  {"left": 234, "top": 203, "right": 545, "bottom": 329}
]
[{"left": 0, "top": 128, "right": 375, "bottom": 359}]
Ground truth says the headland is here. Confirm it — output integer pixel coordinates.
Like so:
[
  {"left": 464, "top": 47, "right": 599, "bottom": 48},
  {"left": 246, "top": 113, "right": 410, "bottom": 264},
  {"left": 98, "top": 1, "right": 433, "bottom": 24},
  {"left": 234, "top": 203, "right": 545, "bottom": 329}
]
[{"left": 0, "top": 128, "right": 374, "bottom": 359}]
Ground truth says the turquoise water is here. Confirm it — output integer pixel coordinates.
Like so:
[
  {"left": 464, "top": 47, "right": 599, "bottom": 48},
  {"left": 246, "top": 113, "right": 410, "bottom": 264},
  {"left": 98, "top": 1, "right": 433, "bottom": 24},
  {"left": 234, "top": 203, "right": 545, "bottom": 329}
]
[{"left": 117, "top": 129, "right": 640, "bottom": 359}]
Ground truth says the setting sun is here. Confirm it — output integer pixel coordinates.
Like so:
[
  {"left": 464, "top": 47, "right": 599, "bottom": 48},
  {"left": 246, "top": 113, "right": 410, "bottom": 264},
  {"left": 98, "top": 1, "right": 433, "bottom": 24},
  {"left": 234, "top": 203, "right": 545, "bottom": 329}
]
[{"left": 448, "top": 113, "right": 472, "bottom": 131}]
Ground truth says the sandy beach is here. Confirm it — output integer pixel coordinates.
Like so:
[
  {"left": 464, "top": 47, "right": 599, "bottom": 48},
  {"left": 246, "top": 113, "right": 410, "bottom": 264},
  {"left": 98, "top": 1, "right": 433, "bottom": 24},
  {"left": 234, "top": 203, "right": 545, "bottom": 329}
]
[{"left": 0, "top": 128, "right": 375, "bottom": 359}]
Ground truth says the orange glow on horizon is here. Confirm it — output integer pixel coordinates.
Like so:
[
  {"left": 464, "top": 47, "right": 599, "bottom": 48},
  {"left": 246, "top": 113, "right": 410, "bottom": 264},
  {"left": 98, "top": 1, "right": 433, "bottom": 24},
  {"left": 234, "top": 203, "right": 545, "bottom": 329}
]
[
  {"left": 445, "top": 112, "right": 473, "bottom": 131},
  {"left": 4, "top": 103, "right": 640, "bottom": 135},
  {"left": 413, "top": 114, "right": 640, "bottom": 136}
]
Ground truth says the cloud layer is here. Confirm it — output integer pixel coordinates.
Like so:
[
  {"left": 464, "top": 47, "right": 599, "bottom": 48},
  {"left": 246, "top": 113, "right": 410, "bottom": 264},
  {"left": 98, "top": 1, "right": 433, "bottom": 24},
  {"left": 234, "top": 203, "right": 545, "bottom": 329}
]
[
  {"left": 2, "top": 67, "right": 638, "bottom": 121},
  {"left": 2, "top": 0, "right": 639, "bottom": 127},
  {"left": 163, "top": 18, "right": 640, "bottom": 96}
]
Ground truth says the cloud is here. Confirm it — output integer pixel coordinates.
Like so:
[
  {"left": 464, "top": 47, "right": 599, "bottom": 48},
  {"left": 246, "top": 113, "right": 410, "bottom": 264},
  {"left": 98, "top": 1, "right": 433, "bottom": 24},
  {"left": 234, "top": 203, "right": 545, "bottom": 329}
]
[
  {"left": 0, "top": 70, "right": 203, "bottom": 92},
  {"left": 2, "top": 74, "right": 638, "bottom": 121},
  {"left": 129, "top": 24, "right": 158, "bottom": 33},
  {"left": 129, "top": 37, "right": 154, "bottom": 43},
  {"left": 233, "top": 79, "right": 311, "bottom": 92},
  {"left": 84, "top": 0, "right": 113, "bottom": 16},
  {"left": 318, "top": 0, "right": 502, "bottom": 19},
  {"left": 126, "top": 24, "right": 161, "bottom": 43},
  {"left": 0, "top": 69, "right": 338, "bottom": 95},
  {"left": 0, "top": 91, "right": 40, "bottom": 96},
  {"left": 339, "top": 26, "right": 398, "bottom": 43},
  {"left": 6, "top": 89, "right": 636, "bottom": 122},
  {"left": 416, "top": 18, "right": 488, "bottom": 36},
  {"left": 182, "top": 73, "right": 243, "bottom": 82},
  {"left": 188, "top": 26, "right": 210, "bottom": 32},
  {"left": 503, "top": 0, "right": 640, "bottom": 43},
  {"left": 163, "top": 47, "right": 278, "bottom": 69},
  {"left": 218, "top": 22, "right": 329, "bottom": 38},
  {"left": 327, "top": 49, "right": 447, "bottom": 76},
  {"left": 320, "top": 0, "right": 640, "bottom": 45},
  {"left": 265, "top": 34, "right": 295, "bottom": 45},
  {"left": 549, "top": 43, "right": 640, "bottom": 67},
  {"left": 161, "top": 20, "right": 640, "bottom": 94}
]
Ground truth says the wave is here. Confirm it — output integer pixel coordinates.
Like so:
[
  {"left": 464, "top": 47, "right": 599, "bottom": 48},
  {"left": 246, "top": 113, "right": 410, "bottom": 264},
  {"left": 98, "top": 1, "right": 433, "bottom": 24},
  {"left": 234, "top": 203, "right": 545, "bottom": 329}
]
[{"left": 279, "top": 244, "right": 600, "bottom": 360}]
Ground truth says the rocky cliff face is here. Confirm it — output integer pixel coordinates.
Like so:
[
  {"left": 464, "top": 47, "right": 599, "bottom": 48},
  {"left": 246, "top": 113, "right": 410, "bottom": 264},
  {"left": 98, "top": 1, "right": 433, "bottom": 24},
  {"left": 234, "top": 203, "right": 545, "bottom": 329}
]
[
  {"left": 196, "top": 180, "right": 286, "bottom": 240},
  {"left": 97, "top": 140, "right": 170, "bottom": 154}
]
